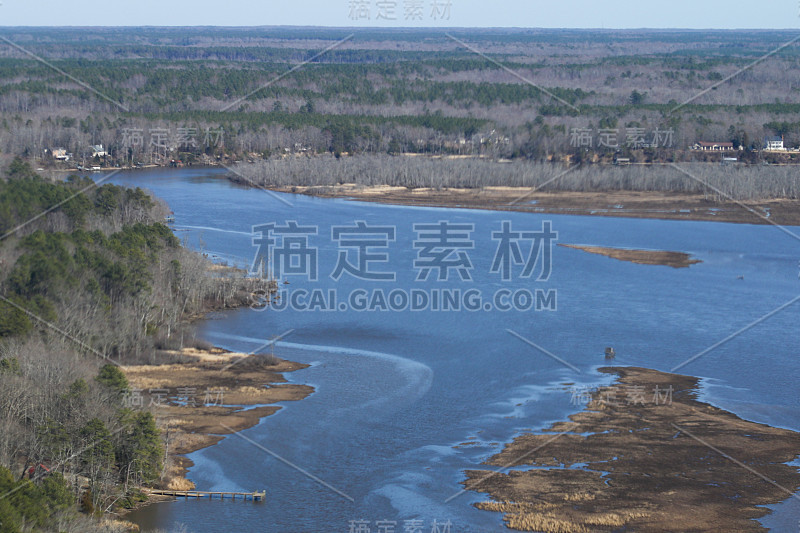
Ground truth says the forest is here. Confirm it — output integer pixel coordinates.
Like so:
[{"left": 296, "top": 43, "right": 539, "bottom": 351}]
[
  {"left": 0, "top": 160, "right": 258, "bottom": 532},
  {"left": 2, "top": 27, "right": 800, "bottom": 167}
]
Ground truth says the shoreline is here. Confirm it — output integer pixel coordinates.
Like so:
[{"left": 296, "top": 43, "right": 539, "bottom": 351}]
[
  {"left": 463, "top": 366, "right": 800, "bottom": 532},
  {"left": 121, "top": 346, "right": 314, "bottom": 510},
  {"left": 252, "top": 183, "right": 800, "bottom": 227},
  {"left": 48, "top": 162, "right": 800, "bottom": 227},
  {"left": 48, "top": 162, "right": 223, "bottom": 173},
  {"left": 53, "top": 162, "right": 800, "bottom": 227}
]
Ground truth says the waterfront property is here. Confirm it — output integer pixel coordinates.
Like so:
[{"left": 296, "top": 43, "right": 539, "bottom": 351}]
[
  {"left": 691, "top": 141, "right": 735, "bottom": 151},
  {"left": 764, "top": 136, "right": 785, "bottom": 151}
]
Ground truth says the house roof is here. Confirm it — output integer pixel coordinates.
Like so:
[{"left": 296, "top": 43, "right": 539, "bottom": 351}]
[
  {"left": 765, "top": 136, "right": 782, "bottom": 142},
  {"left": 697, "top": 141, "right": 733, "bottom": 146}
]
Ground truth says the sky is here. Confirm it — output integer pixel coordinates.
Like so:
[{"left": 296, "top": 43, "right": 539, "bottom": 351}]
[{"left": 1, "top": 0, "right": 799, "bottom": 28}]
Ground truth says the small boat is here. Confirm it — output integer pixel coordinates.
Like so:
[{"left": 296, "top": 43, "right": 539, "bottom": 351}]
[
  {"left": 604, "top": 347, "right": 616, "bottom": 359},
  {"left": 165, "top": 214, "right": 175, "bottom": 223}
]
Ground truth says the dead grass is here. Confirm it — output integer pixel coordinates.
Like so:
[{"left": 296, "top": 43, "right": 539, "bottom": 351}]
[
  {"left": 476, "top": 500, "right": 650, "bottom": 533},
  {"left": 465, "top": 367, "right": 800, "bottom": 532},
  {"left": 279, "top": 185, "right": 800, "bottom": 226},
  {"left": 559, "top": 244, "right": 702, "bottom": 268}
]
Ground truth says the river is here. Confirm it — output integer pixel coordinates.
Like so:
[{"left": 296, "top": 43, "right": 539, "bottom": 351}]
[{"left": 104, "top": 167, "right": 800, "bottom": 532}]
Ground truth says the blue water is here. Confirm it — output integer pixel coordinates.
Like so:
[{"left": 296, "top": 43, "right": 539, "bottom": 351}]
[{"left": 111, "top": 168, "right": 800, "bottom": 532}]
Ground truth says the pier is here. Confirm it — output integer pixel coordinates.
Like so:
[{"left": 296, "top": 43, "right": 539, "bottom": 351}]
[{"left": 146, "top": 489, "right": 265, "bottom": 501}]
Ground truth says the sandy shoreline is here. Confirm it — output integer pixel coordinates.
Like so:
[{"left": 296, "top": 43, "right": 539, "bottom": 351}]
[
  {"left": 463, "top": 367, "right": 800, "bottom": 532},
  {"left": 122, "top": 347, "right": 313, "bottom": 497},
  {"left": 263, "top": 183, "right": 800, "bottom": 226}
]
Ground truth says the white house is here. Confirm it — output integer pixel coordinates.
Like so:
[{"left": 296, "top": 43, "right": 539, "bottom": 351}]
[
  {"left": 91, "top": 144, "right": 107, "bottom": 157},
  {"left": 764, "top": 136, "right": 785, "bottom": 151}
]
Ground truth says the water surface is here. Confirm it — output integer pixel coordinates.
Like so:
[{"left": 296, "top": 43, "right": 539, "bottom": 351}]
[{"left": 110, "top": 168, "right": 800, "bottom": 532}]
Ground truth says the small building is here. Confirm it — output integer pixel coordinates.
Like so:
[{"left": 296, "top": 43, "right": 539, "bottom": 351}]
[
  {"left": 51, "top": 148, "right": 70, "bottom": 161},
  {"left": 764, "top": 136, "right": 785, "bottom": 151},
  {"left": 91, "top": 144, "right": 107, "bottom": 157},
  {"left": 692, "top": 141, "right": 734, "bottom": 152}
]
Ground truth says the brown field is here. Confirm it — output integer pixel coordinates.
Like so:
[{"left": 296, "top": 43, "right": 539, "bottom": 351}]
[{"left": 464, "top": 367, "right": 800, "bottom": 532}]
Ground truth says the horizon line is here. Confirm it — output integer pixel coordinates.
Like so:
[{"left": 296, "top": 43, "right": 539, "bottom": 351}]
[{"left": 0, "top": 25, "right": 796, "bottom": 31}]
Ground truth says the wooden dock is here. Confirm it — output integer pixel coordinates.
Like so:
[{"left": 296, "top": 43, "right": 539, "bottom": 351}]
[{"left": 146, "top": 489, "right": 265, "bottom": 501}]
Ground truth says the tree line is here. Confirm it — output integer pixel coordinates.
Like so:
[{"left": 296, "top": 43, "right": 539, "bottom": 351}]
[
  {"left": 3, "top": 28, "right": 800, "bottom": 167},
  {"left": 232, "top": 154, "right": 800, "bottom": 201}
]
